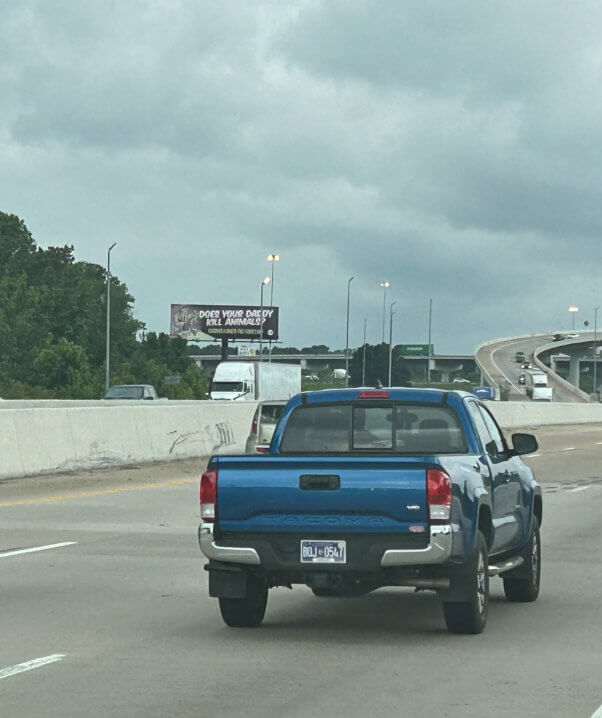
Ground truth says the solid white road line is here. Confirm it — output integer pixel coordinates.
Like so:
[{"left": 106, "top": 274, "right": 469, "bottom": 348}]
[
  {"left": 562, "top": 447, "right": 576, "bottom": 452},
  {"left": 529, "top": 454, "right": 542, "bottom": 458},
  {"left": 0, "top": 541, "right": 77, "bottom": 559},
  {"left": 596, "top": 442, "right": 602, "bottom": 445},
  {"left": 489, "top": 343, "right": 525, "bottom": 394},
  {"left": 0, "top": 654, "right": 65, "bottom": 681},
  {"left": 568, "top": 485, "right": 591, "bottom": 493},
  {"left": 590, "top": 703, "right": 602, "bottom": 718}
]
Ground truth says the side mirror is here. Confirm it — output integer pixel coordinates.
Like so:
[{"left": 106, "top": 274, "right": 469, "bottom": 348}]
[
  {"left": 485, "top": 440, "right": 499, "bottom": 461},
  {"left": 512, "top": 433, "right": 538, "bottom": 456}
]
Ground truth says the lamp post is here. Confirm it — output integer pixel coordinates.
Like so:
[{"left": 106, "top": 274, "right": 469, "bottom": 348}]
[
  {"left": 427, "top": 297, "right": 433, "bottom": 385},
  {"left": 267, "top": 254, "right": 280, "bottom": 361},
  {"left": 380, "top": 281, "right": 390, "bottom": 343},
  {"left": 345, "top": 277, "right": 354, "bottom": 387},
  {"left": 259, "top": 275, "right": 271, "bottom": 362},
  {"left": 388, "top": 301, "right": 397, "bottom": 387},
  {"left": 362, "top": 317, "right": 367, "bottom": 386},
  {"left": 594, "top": 306, "right": 599, "bottom": 400},
  {"left": 569, "top": 305, "right": 579, "bottom": 330},
  {"left": 105, "top": 242, "right": 117, "bottom": 393}
]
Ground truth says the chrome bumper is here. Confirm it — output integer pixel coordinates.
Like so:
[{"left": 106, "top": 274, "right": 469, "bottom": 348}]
[
  {"left": 198, "top": 524, "right": 261, "bottom": 565},
  {"left": 380, "top": 525, "right": 453, "bottom": 567},
  {"left": 199, "top": 523, "right": 452, "bottom": 568}
]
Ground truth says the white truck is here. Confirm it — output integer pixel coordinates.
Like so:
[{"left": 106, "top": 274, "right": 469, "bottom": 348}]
[
  {"left": 525, "top": 370, "right": 553, "bottom": 401},
  {"left": 210, "top": 361, "right": 301, "bottom": 401}
]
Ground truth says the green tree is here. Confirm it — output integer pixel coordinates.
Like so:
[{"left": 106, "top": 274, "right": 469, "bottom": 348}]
[{"left": 349, "top": 343, "right": 412, "bottom": 388}]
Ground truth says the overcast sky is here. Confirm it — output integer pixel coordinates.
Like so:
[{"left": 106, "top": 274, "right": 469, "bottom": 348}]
[{"left": 2, "top": 0, "right": 602, "bottom": 353}]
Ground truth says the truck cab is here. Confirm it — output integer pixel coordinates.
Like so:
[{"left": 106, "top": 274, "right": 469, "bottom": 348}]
[{"left": 210, "top": 362, "right": 255, "bottom": 401}]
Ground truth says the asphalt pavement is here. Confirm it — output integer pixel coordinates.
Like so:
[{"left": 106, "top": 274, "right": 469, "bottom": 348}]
[{"left": 1, "top": 432, "right": 602, "bottom": 718}]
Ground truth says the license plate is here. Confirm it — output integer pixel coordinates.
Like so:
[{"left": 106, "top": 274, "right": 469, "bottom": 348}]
[{"left": 300, "top": 540, "right": 346, "bottom": 564}]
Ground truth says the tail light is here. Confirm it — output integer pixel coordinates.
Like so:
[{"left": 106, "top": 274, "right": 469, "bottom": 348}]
[
  {"left": 256, "top": 445, "right": 269, "bottom": 454},
  {"left": 358, "top": 391, "right": 390, "bottom": 399},
  {"left": 427, "top": 468, "right": 451, "bottom": 524},
  {"left": 200, "top": 468, "right": 217, "bottom": 522},
  {"left": 251, "top": 407, "right": 259, "bottom": 436}
]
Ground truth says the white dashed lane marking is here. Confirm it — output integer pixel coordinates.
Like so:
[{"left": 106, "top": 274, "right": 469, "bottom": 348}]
[
  {"left": 0, "top": 654, "right": 65, "bottom": 681},
  {"left": 568, "top": 485, "right": 591, "bottom": 493},
  {"left": 0, "top": 542, "right": 77, "bottom": 559}
]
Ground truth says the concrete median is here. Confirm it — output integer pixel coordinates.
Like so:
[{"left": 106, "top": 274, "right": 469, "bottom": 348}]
[{"left": 0, "top": 401, "right": 257, "bottom": 480}]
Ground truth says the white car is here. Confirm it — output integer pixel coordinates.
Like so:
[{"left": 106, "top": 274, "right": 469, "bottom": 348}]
[{"left": 452, "top": 378, "right": 471, "bottom": 384}]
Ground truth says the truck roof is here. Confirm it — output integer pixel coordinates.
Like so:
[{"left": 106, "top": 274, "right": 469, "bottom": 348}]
[{"left": 299, "top": 387, "right": 471, "bottom": 404}]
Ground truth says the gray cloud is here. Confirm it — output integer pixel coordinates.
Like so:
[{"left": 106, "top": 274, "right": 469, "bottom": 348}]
[{"left": 1, "top": 0, "right": 601, "bottom": 354}]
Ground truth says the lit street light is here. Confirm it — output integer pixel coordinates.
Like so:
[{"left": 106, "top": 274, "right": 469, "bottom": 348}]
[
  {"left": 259, "top": 275, "right": 271, "bottom": 363},
  {"left": 388, "top": 301, "right": 397, "bottom": 387},
  {"left": 569, "top": 305, "right": 579, "bottom": 330},
  {"left": 345, "top": 277, "right": 354, "bottom": 387},
  {"left": 380, "top": 281, "right": 390, "bottom": 343},
  {"left": 105, "top": 242, "right": 117, "bottom": 393}
]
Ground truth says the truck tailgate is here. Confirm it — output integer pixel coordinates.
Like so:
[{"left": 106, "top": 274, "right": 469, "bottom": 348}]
[{"left": 216, "top": 456, "right": 428, "bottom": 534}]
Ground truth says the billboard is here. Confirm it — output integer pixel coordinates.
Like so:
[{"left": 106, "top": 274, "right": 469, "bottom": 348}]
[
  {"left": 399, "top": 344, "right": 434, "bottom": 357},
  {"left": 170, "top": 304, "right": 279, "bottom": 341}
]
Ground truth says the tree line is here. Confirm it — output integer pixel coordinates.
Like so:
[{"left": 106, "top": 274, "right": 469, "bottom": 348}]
[{"left": 0, "top": 212, "right": 209, "bottom": 399}]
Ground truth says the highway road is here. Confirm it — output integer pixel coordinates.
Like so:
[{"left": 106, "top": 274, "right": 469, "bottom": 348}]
[
  {"left": 477, "top": 334, "right": 592, "bottom": 402},
  {"left": 1, "top": 433, "right": 602, "bottom": 718}
]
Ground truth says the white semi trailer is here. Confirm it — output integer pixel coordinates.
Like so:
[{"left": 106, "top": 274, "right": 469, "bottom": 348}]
[{"left": 210, "top": 361, "right": 301, "bottom": 401}]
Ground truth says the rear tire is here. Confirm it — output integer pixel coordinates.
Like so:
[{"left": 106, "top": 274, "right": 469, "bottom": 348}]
[
  {"left": 218, "top": 575, "right": 268, "bottom": 628},
  {"left": 503, "top": 518, "right": 541, "bottom": 603},
  {"left": 443, "top": 531, "right": 489, "bottom": 635}
]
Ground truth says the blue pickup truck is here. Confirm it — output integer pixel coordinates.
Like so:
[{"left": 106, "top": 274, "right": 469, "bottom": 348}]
[{"left": 199, "top": 388, "right": 542, "bottom": 634}]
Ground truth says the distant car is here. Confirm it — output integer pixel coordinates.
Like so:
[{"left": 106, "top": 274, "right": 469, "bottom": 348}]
[
  {"left": 245, "top": 400, "right": 286, "bottom": 453},
  {"left": 333, "top": 369, "right": 347, "bottom": 379},
  {"left": 521, "top": 362, "right": 533, "bottom": 370},
  {"left": 452, "top": 378, "right": 471, "bottom": 384},
  {"left": 515, "top": 351, "right": 526, "bottom": 363},
  {"left": 303, "top": 373, "right": 319, "bottom": 382},
  {"left": 518, "top": 374, "right": 526, "bottom": 385},
  {"left": 565, "top": 333, "right": 579, "bottom": 339},
  {"left": 103, "top": 384, "right": 158, "bottom": 400},
  {"left": 552, "top": 333, "right": 566, "bottom": 342},
  {"left": 473, "top": 386, "right": 496, "bottom": 400}
]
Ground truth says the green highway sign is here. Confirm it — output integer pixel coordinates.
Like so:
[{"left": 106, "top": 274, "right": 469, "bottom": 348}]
[{"left": 399, "top": 344, "right": 434, "bottom": 357}]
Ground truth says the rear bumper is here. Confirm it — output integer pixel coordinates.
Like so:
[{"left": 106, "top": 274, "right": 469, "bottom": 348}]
[
  {"left": 198, "top": 524, "right": 261, "bottom": 565},
  {"left": 381, "top": 525, "right": 452, "bottom": 566},
  {"left": 198, "top": 523, "right": 452, "bottom": 568}
]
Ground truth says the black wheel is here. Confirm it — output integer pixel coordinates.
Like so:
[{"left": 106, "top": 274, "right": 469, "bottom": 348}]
[
  {"left": 443, "top": 531, "right": 489, "bottom": 635},
  {"left": 503, "top": 518, "right": 541, "bottom": 603},
  {"left": 218, "top": 575, "right": 268, "bottom": 628}
]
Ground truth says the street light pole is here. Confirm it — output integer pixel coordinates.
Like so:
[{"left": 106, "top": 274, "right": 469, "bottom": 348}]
[
  {"left": 105, "top": 243, "right": 117, "bottom": 393},
  {"left": 594, "top": 306, "right": 599, "bottom": 400},
  {"left": 388, "top": 301, "right": 397, "bottom": 387},
  {"left": 345, "top": 276, "right": 354, "bottom": 387},
  {"left": 427, "top": 297, "right": 433, "bottom": 385},
  {"left": 569, "top": 305, "right": 579, "bottom": 330},
  {"left": 267, "top": 254, "right": 280, "bottom": 362},
  {"left": 362, "top": 317, "right": 367, "bottom": 386},
  {"left": 259, "top": 276, "right": 271, "bottom": 363},
  {"left": 380, "top": 281, "right": 390, "bottom": 343}
]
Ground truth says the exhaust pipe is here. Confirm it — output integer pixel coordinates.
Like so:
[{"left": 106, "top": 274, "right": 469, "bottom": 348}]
[{"left": 395, "top": 578, "right": 450, "bottom": 589}]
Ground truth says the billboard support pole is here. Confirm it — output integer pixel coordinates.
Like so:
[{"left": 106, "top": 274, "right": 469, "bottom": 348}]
[{"left": 221, "top": 338, "right": 228, "bottom": 362}]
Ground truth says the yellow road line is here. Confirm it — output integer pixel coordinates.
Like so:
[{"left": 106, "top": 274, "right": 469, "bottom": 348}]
[{"left": 0, "top": 478, "right": 197, "bottom": 508}]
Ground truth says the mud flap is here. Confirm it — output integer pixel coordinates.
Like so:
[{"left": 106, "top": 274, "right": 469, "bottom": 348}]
[{"left": 205, "top": 562, "right": 248, "bottom": 598}]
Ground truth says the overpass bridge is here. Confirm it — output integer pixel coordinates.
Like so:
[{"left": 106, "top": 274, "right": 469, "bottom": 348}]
[
  {"left": 475, "top": 332, "right": 600, "bottom": 403},
  {"left": 190, "top": 352, "right": 477, "bottom": 381}
]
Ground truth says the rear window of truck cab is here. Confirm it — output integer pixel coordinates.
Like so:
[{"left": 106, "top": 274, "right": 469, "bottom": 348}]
[{"left": 279, "top": 402, "right": 467, "bottom": 454}]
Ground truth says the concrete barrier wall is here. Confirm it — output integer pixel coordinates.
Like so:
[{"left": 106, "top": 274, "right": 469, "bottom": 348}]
[
  {"left": 2, "top": 400, "right": 602, "bottom": 481},
  {"left": 0, "top": 401, "right": 257, "bottom": 480},
  {"left": 489, "top": 401, "right": 602, "bottom": 429}
]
